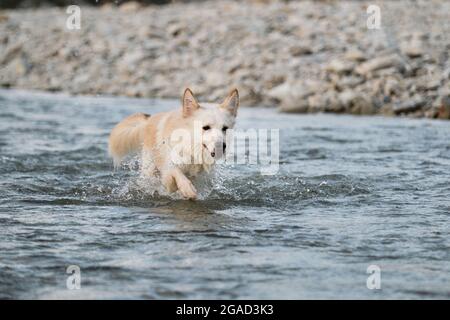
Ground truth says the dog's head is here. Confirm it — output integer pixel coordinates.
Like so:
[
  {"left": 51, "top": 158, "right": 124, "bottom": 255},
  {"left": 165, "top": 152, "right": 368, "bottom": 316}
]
[{"left": 181, "top": 88, "right": 239, "bottom": 162}]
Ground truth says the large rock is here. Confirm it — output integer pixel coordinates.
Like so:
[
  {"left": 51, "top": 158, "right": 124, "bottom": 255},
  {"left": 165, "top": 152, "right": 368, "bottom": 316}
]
[
  {"left": 393, "top": 97, "right": 426, "bottom": 114},
  {"left": 289, "top": 45, "right": 313, "bottom": 56},
  {"left": 268, "top": 80, "right": 318, "bottom": 102},
  {"left": 273, "top": 82, "right": 312, "bottom": 113},
  {"left": 308, "top": 90, "right": 343, "bottom": 113},
  {"left": 333, "top": 76, "right": 364, "bottom": 90},
  {"left": 345, "top": 49, "right": 366, "bottom": 62},
  {"left": 437, "top": 94, "right": 450, "bottom": 119},
  {"left": 326, "top": 59, "right": 355, "bottom": 74},
  {"left": 119, "top": 1, "right": 142, "bottom": 12},
  {"left": 401, "top": 39, "right": 424, "bottom": 58},
  {"left": 271, "top": 79, "right": 331, "bottom": 113},
  {"left": 339, "top": 90, "right": 375, "bottom": 115},
  {"left": 0, "top": 43, "right": 22, "bottom": 65},
  {"left": 384, "top": 78, "right": 401, "bottom": 96},
  {"left": 355, "top": 55, "right": 405, "bottom": 76},
  {"left": 279, "top": 99, "right": 309, "bottom": 113}
]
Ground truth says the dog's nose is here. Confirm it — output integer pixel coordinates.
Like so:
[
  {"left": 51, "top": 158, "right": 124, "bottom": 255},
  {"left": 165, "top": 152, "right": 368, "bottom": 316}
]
[{"left": 211, "top": 152, "right": 215, "bottom": 157}]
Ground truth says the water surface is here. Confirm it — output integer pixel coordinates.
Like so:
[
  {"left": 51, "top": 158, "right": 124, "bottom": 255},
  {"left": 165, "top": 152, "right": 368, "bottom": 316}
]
[{"left": 0, "top": 89, "right": 449, "bottom": 299}]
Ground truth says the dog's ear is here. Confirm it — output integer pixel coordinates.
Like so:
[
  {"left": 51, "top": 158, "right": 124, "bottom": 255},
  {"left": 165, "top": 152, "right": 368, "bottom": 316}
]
[
  {"left": 182, "top": 88, "right": 200, "bottom": 117},
  {"left": 220, "top": 88, "right": 239, "bottom": 116}
]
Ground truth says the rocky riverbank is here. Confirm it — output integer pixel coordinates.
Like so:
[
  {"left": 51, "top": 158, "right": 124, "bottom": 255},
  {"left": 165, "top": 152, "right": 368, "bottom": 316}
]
[{"left": 1, "top": 0, "right": 449, "bottom": 118}]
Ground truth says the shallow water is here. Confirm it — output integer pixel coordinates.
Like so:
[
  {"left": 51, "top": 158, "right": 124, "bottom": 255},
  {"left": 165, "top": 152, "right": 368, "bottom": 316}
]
[{"left": 0, "top": 89, "right": 449, "bottom": 299}]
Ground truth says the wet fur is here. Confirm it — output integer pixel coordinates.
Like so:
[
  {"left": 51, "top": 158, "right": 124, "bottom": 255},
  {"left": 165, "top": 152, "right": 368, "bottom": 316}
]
[{"left": 108, "top": 88, "right": 239, "bottom": 199}]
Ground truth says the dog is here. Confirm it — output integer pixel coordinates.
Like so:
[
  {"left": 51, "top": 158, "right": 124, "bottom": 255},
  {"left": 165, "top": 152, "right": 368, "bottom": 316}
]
[{"left": 108, "top": 88, "right": 239, "bottom": 199}]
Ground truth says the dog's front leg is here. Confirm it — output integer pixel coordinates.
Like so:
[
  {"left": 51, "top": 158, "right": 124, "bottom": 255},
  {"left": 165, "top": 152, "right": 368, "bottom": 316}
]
[
  {"left": 140, "top": 148, "right": 157, "bottom": 177},
  {"left": 162, "top": 168, "right": 197, "bottom": 200}
]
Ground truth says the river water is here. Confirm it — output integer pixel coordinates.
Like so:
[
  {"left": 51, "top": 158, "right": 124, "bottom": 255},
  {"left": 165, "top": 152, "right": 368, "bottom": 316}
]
[{"left": 0, "top": 89, "right": 449, "bottom": 299}]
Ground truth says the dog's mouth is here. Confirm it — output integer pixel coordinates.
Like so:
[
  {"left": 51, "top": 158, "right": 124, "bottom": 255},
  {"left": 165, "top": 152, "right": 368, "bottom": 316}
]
[{"left": 203, "top": 144, "right": 215, "bottom": 158}]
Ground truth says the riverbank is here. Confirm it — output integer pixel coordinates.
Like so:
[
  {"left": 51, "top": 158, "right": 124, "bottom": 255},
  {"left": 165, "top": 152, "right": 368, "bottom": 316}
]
[{"left": 0, "top": 0, "right": 449, "bottom": 118}]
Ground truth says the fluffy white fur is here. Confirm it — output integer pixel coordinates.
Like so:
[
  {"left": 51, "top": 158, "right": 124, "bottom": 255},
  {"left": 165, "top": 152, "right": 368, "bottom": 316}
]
[{"left": 109, "top": 88, "right": 239, "bottom": 199}]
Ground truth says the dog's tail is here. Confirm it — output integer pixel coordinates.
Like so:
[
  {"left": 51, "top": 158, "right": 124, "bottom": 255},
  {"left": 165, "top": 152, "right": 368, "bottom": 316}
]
[{"left": 108, "top": 112, "right": 150, "bottom": 167}]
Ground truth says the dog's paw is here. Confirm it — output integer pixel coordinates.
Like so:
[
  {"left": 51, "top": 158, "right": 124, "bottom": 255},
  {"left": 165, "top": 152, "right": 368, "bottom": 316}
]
[{"left": 178, "top": 180, "right": 197, "bottom": 200}]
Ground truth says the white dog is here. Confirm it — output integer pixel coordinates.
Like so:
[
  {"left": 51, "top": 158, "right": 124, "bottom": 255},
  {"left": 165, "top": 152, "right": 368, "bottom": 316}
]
[{"left": 109, "top": 88, "right": 239, "bottom": 199}]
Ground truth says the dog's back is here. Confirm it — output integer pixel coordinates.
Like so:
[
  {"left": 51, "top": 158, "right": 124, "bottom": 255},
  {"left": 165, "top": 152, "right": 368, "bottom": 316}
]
[{"left": 108, "top": 112, "right": 150, "bottom": 167}]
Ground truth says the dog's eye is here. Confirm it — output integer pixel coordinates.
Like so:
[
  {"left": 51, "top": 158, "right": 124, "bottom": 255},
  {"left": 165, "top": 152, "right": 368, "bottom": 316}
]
[
  {"left": 202, "top": 125, "right": 210, "bottom": 131},
  {"left": 222, "top": 126, "right": 228, "bottom": 132}
]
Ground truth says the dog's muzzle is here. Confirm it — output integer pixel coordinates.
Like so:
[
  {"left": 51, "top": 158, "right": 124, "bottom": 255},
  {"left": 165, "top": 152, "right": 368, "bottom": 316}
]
[{"left": 204, "top": 143, "right": 226, "bottom": 158}]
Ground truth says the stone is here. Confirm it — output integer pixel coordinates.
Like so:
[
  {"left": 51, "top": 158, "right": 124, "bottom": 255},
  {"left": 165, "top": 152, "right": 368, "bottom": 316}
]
[
  {"left": 437, "top": 95, "right": 450, "bottom": 119},
  {"left": 236, "top": 85, "right": 261, "bottom": 106},
  {"left": 415, "top": 75, "right": 441, "bottom": 92},
  {"left": 11, "top": 55, "right": 32, "bottom": 76},
  {"left": 401, "top": 39, "right": 424, "bottom": 58},
  {"left": 119, "top": 1, "right": 141, "bottom": 12},
  {"left": 425, "top": 80, "right": 441, "bottom": 91},
  {"left": 393, "top": 97, "right": 426, "bottom": 114},
  {"left": 0, "top": 13, "right": 8, "bottom": 23},
  {"left": 307, "top": 94, "right": 325, "bottom": 112},
  {"left": 308, "top": 90, "right": 343, "bottom": 113},
  {"left": 443, "top": 68, "right": 450, "bottom": 81},
  {"left": 355, "top": 55, "right": 405, "bottom": 76},
  {"left": 350, "top": 95, "right": 375, "bottom": 115},
  {"left": 269, "top": 79, "right": 330, "bottom": 110},
  {"left": 289, "top": 45, "right": 312, "bottom": 56},
  {"left": 279, "top": 99, "right": 309, "bottom": 113},
  {"left": 384, "top": 78, "right": 401, "bottom": 96},
  {"left": 326, "top": 59, "right": 355, "bottom": 74},
  {"left": 425, "top": 105, "right": 439, "bottom": 118},
  {"left": 167, "top": 23, "right": 186, "bottom": 37},
  {"left": 263, "top": 74, "right": 286, "bottom": 89},
  {"left": 268, "top": 80, "right": 313, "bottom": 102},
  {"left": 338, "top": 90, "right": 375, "bottom": 115},
  {"left": 205, "top": 71, "right": 225, "bottom": 88},
  {"left": 0, "top": 43, "right": 22, "bottom": 65},
  {"left": 117, "top": 49, "right": 151, "bottom": 74},
  {"left": 267, "top": 81, "right": 291, "bottom": 102},
  {"left": 345, "top": 49, "right": 366, "bottom": 62},
  {"left": 334, "top": 76, "right": 364, "bottom": 90}
]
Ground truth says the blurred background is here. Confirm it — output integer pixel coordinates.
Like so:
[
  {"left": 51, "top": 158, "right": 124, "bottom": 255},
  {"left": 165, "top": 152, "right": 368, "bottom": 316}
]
[
  {"left": 1, "top": 1, "right": 184, "bottom": 8},
  {"left": 2, "top": 0, "right": 224, "bottom": 8},
  {"left": 0, "top": 0, "right": 449, "bottom": 118}
]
